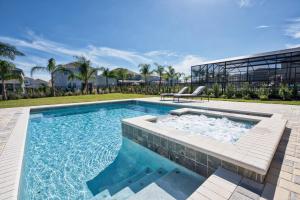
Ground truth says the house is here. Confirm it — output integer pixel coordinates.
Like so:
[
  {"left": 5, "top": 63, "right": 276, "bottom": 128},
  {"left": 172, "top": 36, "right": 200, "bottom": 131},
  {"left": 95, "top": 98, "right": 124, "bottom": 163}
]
[
  {"left": 24, "top": 77, "right": 49, "bottom": 89},
  {"left": 0, "top": 68, "right": 25, "bottom": 94},
  {"left": 53, "top": 62, "right": 117, "bottom": 90}
]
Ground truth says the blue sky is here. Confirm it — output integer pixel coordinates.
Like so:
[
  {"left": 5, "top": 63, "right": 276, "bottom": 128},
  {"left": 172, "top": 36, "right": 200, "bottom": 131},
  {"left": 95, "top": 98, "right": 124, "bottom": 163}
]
[{"left": 0, "top": 0, "right": 300, "bottom": 80}]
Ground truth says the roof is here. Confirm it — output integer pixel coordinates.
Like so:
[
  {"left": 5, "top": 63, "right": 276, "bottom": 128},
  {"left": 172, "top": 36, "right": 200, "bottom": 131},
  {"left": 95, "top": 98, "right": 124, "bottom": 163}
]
[{"left": 193, "top": 47, "right": 300, "bottom": 66}]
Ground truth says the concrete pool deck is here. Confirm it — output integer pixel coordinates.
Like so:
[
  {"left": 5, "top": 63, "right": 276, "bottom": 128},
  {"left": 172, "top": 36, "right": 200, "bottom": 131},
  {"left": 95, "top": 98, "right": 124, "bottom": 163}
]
[{"left": 0, "top": 97, "right": 300, "bottom": 200}]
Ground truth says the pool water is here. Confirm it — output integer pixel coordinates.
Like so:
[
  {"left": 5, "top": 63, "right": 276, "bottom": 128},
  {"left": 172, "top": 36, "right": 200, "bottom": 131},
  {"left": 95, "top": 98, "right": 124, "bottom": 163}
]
[
  {"left": 156, "top": 114, "right": 256, "bottom": 143},
  {"left": 20, "top": 102, "right": 204, "bottom": 199}
]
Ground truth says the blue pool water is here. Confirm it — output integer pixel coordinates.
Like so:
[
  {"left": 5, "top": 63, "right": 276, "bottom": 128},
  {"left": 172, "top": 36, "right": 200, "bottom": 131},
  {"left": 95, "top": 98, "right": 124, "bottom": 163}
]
[{"left": 20, "top": 101, "right": 204, "bottom": 199}]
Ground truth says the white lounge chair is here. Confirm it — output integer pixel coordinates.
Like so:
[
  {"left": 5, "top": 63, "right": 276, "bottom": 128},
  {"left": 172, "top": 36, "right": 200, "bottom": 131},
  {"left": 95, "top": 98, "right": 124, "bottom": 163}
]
[
  {"left": 160, "top": 87, "right": 188, "bottom": 101},
  {"left": 173, "top": 86, "right": 207, "bottom": 102}
]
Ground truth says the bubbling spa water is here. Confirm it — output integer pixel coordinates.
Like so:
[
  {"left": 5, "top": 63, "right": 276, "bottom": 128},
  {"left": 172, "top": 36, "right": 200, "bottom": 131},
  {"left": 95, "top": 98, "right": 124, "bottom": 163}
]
[{"left": 156, "top": 114, "right": 255, "bottom": 143}]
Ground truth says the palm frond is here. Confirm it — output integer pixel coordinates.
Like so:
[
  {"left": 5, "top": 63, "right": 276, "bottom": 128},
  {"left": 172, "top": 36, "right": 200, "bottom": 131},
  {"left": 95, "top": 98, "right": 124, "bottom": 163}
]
[
  {"left": 31, "top": 66, "right": 47, "bottom": 77},
  {"left": 3, "top": 70, "right": 24, "bottom": 83},
  {"left": 68, "top": 73, "right": 82, "bottom": 81},
  {"left": 0, "top": 42, "right": 25, "bottom": 60}
]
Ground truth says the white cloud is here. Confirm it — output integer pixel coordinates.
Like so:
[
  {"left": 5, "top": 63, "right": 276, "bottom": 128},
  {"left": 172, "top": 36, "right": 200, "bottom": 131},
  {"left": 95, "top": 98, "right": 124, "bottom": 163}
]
[
  {"left": 238, "top": 0, "right": 251, "bottom": 7},
  {"left": 285, "top": 43, "right": 300, "bottom": 49},
  {"left": 0, "top": 30, "right": 207, "bottom": 79},
  {"left": 285, "top": 18, "right": 300, "bottom": 39},
  {"left": 172, "top": 55, "right": 206, "bottom": 74},
  {"left": 0, "top": 31, "right": 151, "bottom": 67},
  {"left": 144, "top": 50, "right": 178, "bottom": 57},
  {"left": 256, "top": 25, "right": 270, "bottom": 29}
]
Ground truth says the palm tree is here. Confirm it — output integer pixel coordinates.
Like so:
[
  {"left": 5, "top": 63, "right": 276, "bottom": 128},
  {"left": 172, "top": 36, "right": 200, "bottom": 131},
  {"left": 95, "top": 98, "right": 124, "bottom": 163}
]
[
  {"left": 31, "top": 58, "right": 71, "bottom": 96},
  {"left": 138, "top": 64, "right": 152, "bottom": 84},
  {"left": 175, "top": 72, "right": 185, "bottom": 84},
  {"left": 0, "top": 42, "right": 25, "bottom": 100},
  {"left": 0, "top": 60, "right": 24, "bottom": 100},
  {"left": 184, "top": 75, "right": 191, "bottom": 83},
  {"left": 153, "top": 63, "right": 164, "bottom": 90},
  {"left": 0, "top": 42, "right": 25, "bottom": 60},
  {"left": 165, "top": 66, "right": 176, "bottom": 86},
  {"left": 100, "top": 67, "right": 115, "bottom": 88},
  {"left": 68, "top": 56, "right": 100, "bottom": 94}
]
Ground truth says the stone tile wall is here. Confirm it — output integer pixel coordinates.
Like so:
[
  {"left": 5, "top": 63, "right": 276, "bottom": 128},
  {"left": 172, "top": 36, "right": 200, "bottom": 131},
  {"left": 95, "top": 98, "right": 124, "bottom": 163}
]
[{"left": 122, "top": 123, "right": 265, "bottom": 183}]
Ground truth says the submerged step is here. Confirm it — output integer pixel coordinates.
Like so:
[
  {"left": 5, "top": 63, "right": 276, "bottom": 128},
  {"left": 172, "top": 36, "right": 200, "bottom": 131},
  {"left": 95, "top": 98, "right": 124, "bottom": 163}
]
[
  {"left": 90, "top": 189, "right": 111, "bottom": 200},
  {"left": 108, "top": 167, "right": 153, "bottom": 195},
  {"left": 155, "top": 168, "right": 204, "bottom": 200},
  {"left": 129, "top": 168, "right": 204, "bottom": 200},
  {"left": 127, "top": 183, "right": 176, "bottom": 200},
  {"left": 128, "top": 167, "right": 168, "bottom": 193},
  {"left": 110, "top": 187, "right": 134, "bottom": 200}
]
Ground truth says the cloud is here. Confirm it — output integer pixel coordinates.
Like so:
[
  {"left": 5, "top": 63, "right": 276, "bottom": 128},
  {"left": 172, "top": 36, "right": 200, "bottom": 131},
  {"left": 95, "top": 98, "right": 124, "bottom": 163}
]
[
  {"left": 285, "top": 18, "right": 300, "bottom": 39},
  {"left": 0, "top": 30, "right": 206, "bottom": 80},
  {"left": 285, "top": 43, "right": 300, "bottom": 49},
  {"left": 172, "top": 55, "right": 206, "bottom": 74},
  {"left": 144, "top": 50, "right": 178, "bottom": 57},
  {"left": 238, "top": 0, "right": 251, "bottom": 7},
  {"left": 0, "top": 31, "right": 151, "bottom": 67},
  {"left": 256, "top": 25, "right": 270, "bottom": 29}
]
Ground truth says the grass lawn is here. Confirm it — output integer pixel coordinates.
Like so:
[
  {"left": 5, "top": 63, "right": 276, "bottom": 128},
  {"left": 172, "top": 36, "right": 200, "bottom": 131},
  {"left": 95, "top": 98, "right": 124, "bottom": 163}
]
[
  {"left": 0, "top": 93, "right": 299, "bottom": 108},
  {"left": 200, "top": 97, "right": 300, "bottom": 105},
  {"left": 0, "top": 93, "right": 154, "bottom": 108}
]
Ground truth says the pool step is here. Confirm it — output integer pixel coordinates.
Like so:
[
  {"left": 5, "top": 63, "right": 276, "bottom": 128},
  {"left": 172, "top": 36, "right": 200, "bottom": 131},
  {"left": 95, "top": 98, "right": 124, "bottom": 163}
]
[
  {"left": 127, "top": 168, "right": 204, "bottom": 200},
  {"left": 94, "top": 167, "right": 152, "bottom": 198},
  {"left": 128, "top": 167, "right": 168, "bottom": 193},
  {"left": 108, "top": 167, "right": 153, "bottom": 195},
  {"left": 90, "top": 167, "right": 202, "bottom": 200},
  {"left": 90, "top": 189, "right": 111, "bottom": 200},
  {"left": 108, "top": 168, "right": 168, "bottom": 200}
]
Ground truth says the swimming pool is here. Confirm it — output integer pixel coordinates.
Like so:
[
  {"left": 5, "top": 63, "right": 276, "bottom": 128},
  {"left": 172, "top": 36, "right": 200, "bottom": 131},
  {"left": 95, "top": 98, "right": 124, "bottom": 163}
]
[{"left": 20, "top": 102, "right": 204, "bottom": 199}]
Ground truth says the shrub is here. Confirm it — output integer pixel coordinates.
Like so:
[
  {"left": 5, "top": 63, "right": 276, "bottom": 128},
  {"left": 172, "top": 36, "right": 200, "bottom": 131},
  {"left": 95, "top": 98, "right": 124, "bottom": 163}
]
[
  {"left": 292, "top": 84, "right": 298, "bottom": 99},
  {"left": 7, "top": 91, "right": 22, "bottom": 100},
  {"left": 278, "top": 83, "right": 292, "bottom": 100},
  {"left": 257, "top": 84, "right": 271, "bottom": 101},
  {"left": 241, "top": 83, "right": 251, "bottom": 99},
  {"left": 65, "top": 91, "right": 74, "bottom": 96},
  {"left": 212, "top": 83, "right": 221, "bottom": 98},
  {"left": 225, "top": 84, "right": 235, "bottom": 98}
]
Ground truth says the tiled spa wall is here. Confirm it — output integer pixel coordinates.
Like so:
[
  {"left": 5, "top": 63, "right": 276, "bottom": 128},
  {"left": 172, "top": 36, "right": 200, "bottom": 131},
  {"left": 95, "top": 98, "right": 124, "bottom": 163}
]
[{"left": 122, "top": 123, "right": 265, "bottom": 183}]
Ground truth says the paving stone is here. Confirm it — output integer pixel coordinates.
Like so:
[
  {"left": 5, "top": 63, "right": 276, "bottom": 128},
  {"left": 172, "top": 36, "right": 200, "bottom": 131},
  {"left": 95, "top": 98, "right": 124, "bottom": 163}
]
[
  {"left": 293, "top": 175, "right": 300, "bottom": 185},
  {"left": 230, "top": 191, "right": 253, "bottom": 200},
  {"left": 234, "top": 186, "right": 260, "bottom": 200},
  {"left": 260, "top": 183, "right": 290, "bottom": 200},
  {"left": 291, "top": 192, "right": 300, "bottom": 200}
]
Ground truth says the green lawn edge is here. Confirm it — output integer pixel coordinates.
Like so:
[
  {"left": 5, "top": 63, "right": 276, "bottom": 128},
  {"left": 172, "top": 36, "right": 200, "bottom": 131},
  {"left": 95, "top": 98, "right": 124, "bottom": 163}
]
[
  {"left": 0, "top": 93, "right": 299, "bottom": 108},
  {"left": 0, "top": 93, "right": 154, "bottom": 108},
  {"left": 203, "top": 97, "right": 300, "bottom": 105}
]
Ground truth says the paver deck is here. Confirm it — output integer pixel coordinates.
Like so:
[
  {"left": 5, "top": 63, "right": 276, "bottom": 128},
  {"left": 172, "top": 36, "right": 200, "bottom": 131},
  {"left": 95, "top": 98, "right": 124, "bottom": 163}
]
[{"left": 0, "top": 98, "right": 299, "bottom": 200}]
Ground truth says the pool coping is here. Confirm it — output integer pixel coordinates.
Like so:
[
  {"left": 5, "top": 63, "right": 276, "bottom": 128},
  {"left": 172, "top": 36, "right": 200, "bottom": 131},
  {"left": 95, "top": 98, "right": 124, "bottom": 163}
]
[
  {"left": 121, "top": 108, "right": 287, "bottom": 182},
  {"left": 0, "top": 98, "right": 287, "bottom": 200}
]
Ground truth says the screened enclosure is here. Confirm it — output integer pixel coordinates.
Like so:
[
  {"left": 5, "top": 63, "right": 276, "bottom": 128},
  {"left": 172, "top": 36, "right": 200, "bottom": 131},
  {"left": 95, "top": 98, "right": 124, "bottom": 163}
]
[{"left": 191, "top": 47, "right": 300, "bottom": 90}]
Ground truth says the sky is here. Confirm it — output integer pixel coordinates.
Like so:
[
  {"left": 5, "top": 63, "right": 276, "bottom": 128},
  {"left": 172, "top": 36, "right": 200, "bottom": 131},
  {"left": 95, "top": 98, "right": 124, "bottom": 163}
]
[{"left": 0, "top": 0, "right": 300, "bottom": 80}]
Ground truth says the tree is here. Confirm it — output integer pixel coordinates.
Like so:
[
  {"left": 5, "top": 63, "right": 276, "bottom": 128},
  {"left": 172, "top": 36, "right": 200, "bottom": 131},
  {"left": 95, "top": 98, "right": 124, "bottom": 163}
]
[
  {"left": 165, "top": 66, "right": 176, "bottom": 86},
  {"left": 153, "top": 63, "right": 164, "bottom": 90},
  {"left": 0, "top": 42, "right": 25, "bottom": 60},
  {"left": 0, "top": 60, "right": 24, "bottom": 100},
  {"left": 183, "top": 74, "right": 191, "bottom": 83},
  {"left": 175, "top": 72, "right": 184, "bottom": 84},
  {"left": 138, "top": 64, "right": 152, "bottom": 84},
  {"left": 68, "top": 56, "right": 100, "bottom": 94},
  {"left": 0, "top": 42, "right": 25, "bottom": 100},
  {"left": 31, "top": 58, "right": 71, "bottom": 96},
  {"left": 100, "top": 67, "right": 115, "bottom": 88}
]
